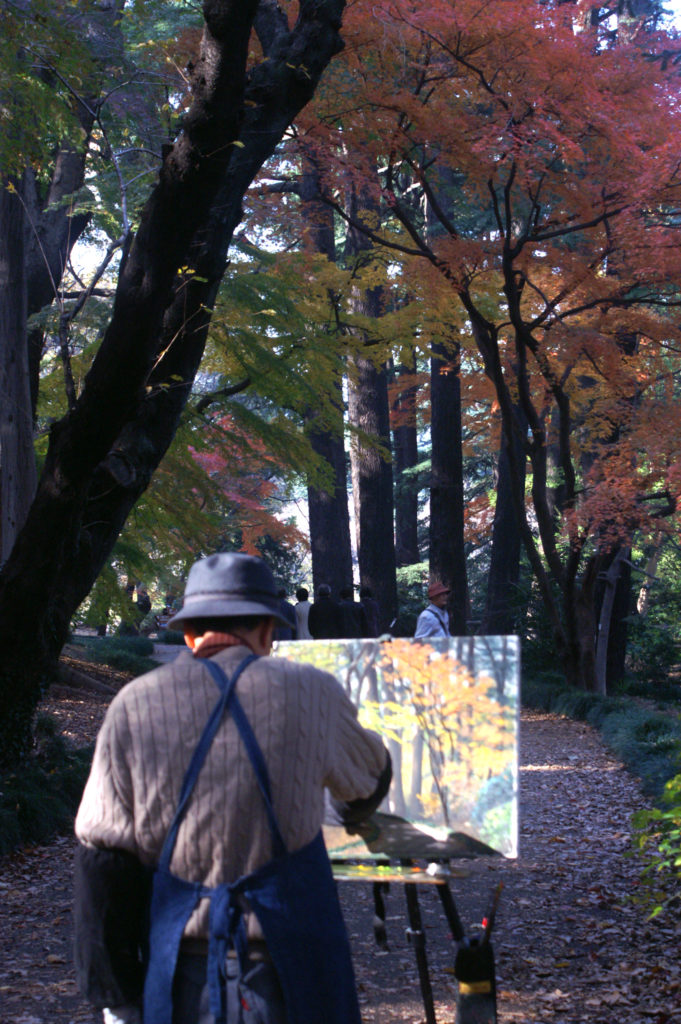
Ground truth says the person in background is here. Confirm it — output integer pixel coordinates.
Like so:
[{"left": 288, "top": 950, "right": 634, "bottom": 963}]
[
  {"left": 74, "top": 552, "right": 391, "bottom": 1024},
  {"left": 294, "top": 586, "right": 312, "bottom": 640},
  {"left": 273, "top": 587, "right": 297, "bottom": 641},
  {"left": 338, "top": 586, "right": 369, "bottom": 639},
  {"left": 359, "top": 586, "right": 380, "bottom": 638},
  {"left": 118, "top": 582, "right": 138, "bottom": 636},
  {"left": 414, "top": 580, "right": 451, "bottom": 638},
  {"left": 136, "top": 585, "right": 152, "bottom": 618},
  {"left": 308, "top": 583, "right": 342, "bottom": 639}
]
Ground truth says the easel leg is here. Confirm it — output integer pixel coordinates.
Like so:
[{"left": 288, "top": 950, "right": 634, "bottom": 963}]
[
  {"left": 404, "top": 883, "right": 437, "bottom": 1024},
  {"left": 436, "top": 881, "right": 466, "bottom": 943}
]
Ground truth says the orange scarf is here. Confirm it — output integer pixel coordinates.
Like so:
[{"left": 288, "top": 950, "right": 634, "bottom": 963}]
[{"left": 193, "top": 632, "right": 252, "bottom": 659}]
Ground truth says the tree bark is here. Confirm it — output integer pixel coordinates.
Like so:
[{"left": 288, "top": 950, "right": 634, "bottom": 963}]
[
  {"left": 345, "top": 188, "right": 398, "bottom": 631},
  {"left": 429, "top": 340, "right": 468, "bottom": 635},
  {"left": 594, "top": 545, "right": 631, "bottom": 692},
  {"left": 0, "top": 176, "right": 36, "bottom": 564},
  {"left": 306, "top": 404, "right": 354, "bottom": 596},
  {"left": 392, "top": 356, "right": 421, "bottom": 566},
  {"left": 482, "top": 413, "right": 526, "bottom": 635},
  {"left": 348, "top": 347, "right": 397, "bottom": 630},
  {"left": 301, "top": 155, "right": 356, "bottom": 598},
  {"left": 299, "top": 158, "right": 354, "bottom": 596}
]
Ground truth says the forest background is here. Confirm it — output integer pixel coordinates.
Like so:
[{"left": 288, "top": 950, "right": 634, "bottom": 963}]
[{"left": 2, "top": 0, "right": 681, "bottom": 882}]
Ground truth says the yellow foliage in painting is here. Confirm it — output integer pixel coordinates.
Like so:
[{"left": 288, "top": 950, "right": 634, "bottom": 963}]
[{"left": 380, "top": 639, "right": 515, "bottom": 829}]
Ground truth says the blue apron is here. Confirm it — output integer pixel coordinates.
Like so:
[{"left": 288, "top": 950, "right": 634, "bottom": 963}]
[{"left": 143, "top": 653, "right": 361, "bottom": 1024}]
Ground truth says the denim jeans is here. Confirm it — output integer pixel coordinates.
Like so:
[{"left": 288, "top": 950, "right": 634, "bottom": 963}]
[{"left": 171, "top": 951, "right": 287, "bottom": 1024}]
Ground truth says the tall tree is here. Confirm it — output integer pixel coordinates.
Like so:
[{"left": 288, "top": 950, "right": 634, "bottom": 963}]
[
  {"left": 391, "top": 354, "right": 421, "bottom": 566},
  {"left": 299, "top": 160, "right": 354, "bottom": 594},
  {"left": 429, "top": 338, "right": 468, "bottom": 634},
  {"left": 344, "top": 185, "right": 398, "bottom": 630},
  {"left": 0, "top": 0, "right": 349, "bottom": 766},
  {"left": 481, "top": 411, "right": 527, "bottom": 635}
]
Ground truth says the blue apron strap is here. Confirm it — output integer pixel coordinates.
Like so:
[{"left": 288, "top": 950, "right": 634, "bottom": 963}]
[
  {"left": 145, "top": 653, "right": 259, "bottom": 1024},
  {"left": 202, "top": 658, "right": 287, "bottom": 859},
  {"left": 158, "top": 652, "right": 258, "bottom": 871}
]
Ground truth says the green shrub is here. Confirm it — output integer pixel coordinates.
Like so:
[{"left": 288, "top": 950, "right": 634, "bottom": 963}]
[
  {"left": 157, "top": 629, "right": 186, "bottom": 646},
  {"left": 71, "top": 635, "right": 157, "bottom": 676},
  {"left": 616, "top": 675, "right": 681, "bottom": 704},
  {"left": 627, "top": 618, "right": 681, "bottom": 683},
  {"left": 0, "top": 718, "right": 93, "bottom": 857},
  {"left": 92, "top": 650, "right": 158, "bottom": 675},
  {"left": 633, "top": 768, "right": 681, "bottom": 918},
  {"left": 75, "top": 635, "right": 155, "bottom": 657}
]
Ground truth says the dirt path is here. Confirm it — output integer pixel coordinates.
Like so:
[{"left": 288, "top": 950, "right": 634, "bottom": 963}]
[{"left": 1, "top": 698, "right": 679, "bottom": 1024}]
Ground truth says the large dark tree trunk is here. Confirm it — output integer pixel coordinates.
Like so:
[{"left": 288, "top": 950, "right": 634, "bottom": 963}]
[
  {"left": 482, "top": 412, "right": 527, "bottom": 635},
  {"left": 307, "top": 405, "right": 354, "bottom": 597},
  {"left": 392, "top": 356, "right": 420, "bottom": 566},
  {"left": 429, "top": 340, "right": 468, "bottom": 635},
  {"left": 0, "top": 0, "right": 348, "bottom": 767},
  {"left": 345, "top": 191, "right": 397, "bottom": 632},
  {"left": 348, "top": 348, "right": 397, "bottom": 630},
  {"left": 594, "top": 545, "right": 632, "bottom": 693},
  {"left": 0, "top": 176, "right": 36, "bottom": 563},
  {"left": 300, "top": 159, "right": 354, "bottom": 596}
]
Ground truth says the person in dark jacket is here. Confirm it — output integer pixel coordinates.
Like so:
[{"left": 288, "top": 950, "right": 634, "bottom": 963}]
[
  {"left": 272, "top": 588, "right": 297, "bottom": 641},
  {"left": 308, "top": 584, "right": 342, "bottom": 639},
  {"left": 359, "top": 586, "right": 381, "bottom": 637},
  {"left": 136, "top": 585, "right": 151, "bottom": 618},
  {"left": 338, "top": 586, "right": 369, "bottom": 638}
]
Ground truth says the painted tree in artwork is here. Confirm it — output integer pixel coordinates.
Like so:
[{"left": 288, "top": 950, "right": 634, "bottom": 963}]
[
  {"left": 384, "top": 639, "right": 515, "bottom": 836},
  {"left": 272, "top": 637, "right": 517, "bottom": 851},
  {"left": 300, "top": 0, "right": 681, "bottom": 690}
]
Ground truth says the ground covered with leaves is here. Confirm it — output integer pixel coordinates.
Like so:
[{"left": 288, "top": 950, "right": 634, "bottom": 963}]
[{"left": 0, "top": 666, "right": 679, "bottom": 1023}]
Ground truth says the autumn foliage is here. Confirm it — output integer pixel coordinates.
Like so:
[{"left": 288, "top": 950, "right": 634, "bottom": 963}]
[{"left": 274, "top": 0, "right": 681, "bottom": 687}]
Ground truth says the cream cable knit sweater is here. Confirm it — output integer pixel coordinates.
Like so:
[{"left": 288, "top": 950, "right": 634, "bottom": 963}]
[{"left": 76, "top": 645, "right": 387, "bottom": 939}]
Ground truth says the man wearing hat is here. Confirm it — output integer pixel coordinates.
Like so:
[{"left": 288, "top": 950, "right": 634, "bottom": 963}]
[
  {"left": 74, "top": 552, "right": 391, "bottom": 1024},
  {"left": 414, "top": 580, "right": 451, "bottom": 638}
]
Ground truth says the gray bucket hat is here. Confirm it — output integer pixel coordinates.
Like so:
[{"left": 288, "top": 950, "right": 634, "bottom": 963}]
[{"left": 168, "top": 553, "right": 289, "bottom": 629}]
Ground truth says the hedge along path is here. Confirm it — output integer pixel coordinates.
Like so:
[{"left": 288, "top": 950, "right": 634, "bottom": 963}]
[{"left": 0, "top": 695, "right": 680, "bottom": 1024}]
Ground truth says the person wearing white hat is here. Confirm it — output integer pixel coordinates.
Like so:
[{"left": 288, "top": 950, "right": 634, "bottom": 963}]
[
  {"left": 74, "top": 552, "right": 390, "bottom": 1024},
  {"left": 414, "top": 580, "right": 451, "bottom": 638}
]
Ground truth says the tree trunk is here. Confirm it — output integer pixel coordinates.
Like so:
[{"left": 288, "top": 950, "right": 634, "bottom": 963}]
[
  {"left": 345, "top": 188, "right": 398, "bottom": 631},
  {"left": 299, "top": 158, "right": 354, "bottom": 596},
  {"left": 594, "top": 546, "right": 631, "bottom": 693},
  {"left": 392, "top": 356, "right": 420, "bottom": 566},
  {"left": 348, "top": 349, "right": 397, "bottom": 630},
  {"left": 429, "top": 340, "right": 468, "bottom": 635},
  {"left": 0, "top": 0, "right": 348, "bottom": 767},
  {"left": 0, "top": 176, "right": 37, "bottom": 564},
  {"left": 637, "top": 533, "right": 663, "bottom": 616},
  {"left": 306, "top": 406, "right": 354, "bottom": 596},
  {"left": 482, "top": 413, "right": 526, "bottom": 635}
]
